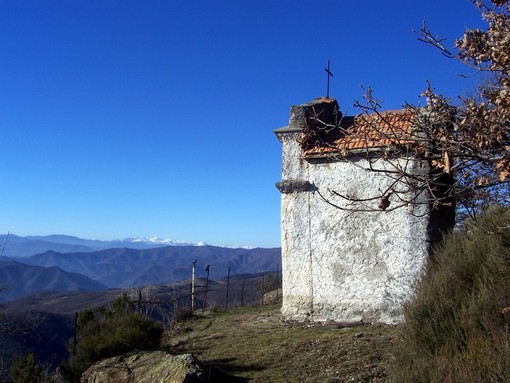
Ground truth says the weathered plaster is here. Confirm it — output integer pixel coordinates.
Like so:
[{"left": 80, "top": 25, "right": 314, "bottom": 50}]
[{"left": 275, "top": 100, "right": 432, "bottom": 324}]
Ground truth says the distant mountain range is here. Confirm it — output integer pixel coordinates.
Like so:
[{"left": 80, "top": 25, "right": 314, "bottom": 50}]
[
  {"left": 0, "top": 261, "right": 107, "bottom": 302},
  {"left": 21, "top": 245, "right": 281, "bottom": 288},
  {"left": 0, "top": 234, "right": 209, "bottom": 258},
  {"left": 0, "top": 234, "right": 281, "bottom": 300}
]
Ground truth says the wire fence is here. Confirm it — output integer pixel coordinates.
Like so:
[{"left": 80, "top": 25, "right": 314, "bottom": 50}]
[
  {"left": 76, "top": 264, "right": 282, "bottom": 324},
  {"left": 71, "top": 264, "right": 282, "bottom": 354},
  {"left": 138, "top": 264, "right": 283, "bottom": 318}
]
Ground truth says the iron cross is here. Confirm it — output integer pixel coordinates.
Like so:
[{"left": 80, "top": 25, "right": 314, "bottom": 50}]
[{"left": 325, "top": 60, "right": 333, "bottom": 98}]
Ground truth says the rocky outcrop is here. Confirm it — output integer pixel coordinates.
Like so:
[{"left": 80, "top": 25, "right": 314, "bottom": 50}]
[{"left": 80, "top": 351, "right": 206, "bottom": 383}]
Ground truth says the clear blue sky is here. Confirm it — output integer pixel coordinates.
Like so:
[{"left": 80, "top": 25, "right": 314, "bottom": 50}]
[{"left": 0, "top": 0, "right": 484, "bottom": 247}]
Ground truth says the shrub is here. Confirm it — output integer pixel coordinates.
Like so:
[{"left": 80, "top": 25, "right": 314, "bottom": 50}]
[
  {"left": 259, "top": 274, "right": 279, "bottom": 295},
  {"left": 173, "top": 306, "right": 194, "bottom": 322},
  {"left": 390, "top": 205, "right": 510, "bottom": 382},
  {"left": 60, "top": 295, "right": 163, "bottom": 381},
  {"left": 9, "top": 353, "right": 51, "bottom": 383}
]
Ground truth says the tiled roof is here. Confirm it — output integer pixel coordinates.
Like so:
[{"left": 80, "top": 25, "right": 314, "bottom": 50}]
[{"left": 304, "top": 110, "right": 416, "bottom": 156}]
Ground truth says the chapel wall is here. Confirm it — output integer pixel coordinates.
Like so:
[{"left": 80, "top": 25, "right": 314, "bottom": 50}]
[
  {"left": 305, "top": 157, "right": 430, "bottom": 323},
  {"left": 276, "top": 98, "right": 435, "bottom": 324}
]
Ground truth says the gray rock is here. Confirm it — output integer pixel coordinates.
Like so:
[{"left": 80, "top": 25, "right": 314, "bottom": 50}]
[{"left": 80, "top": 351, "right": 206, "bottom": 383}]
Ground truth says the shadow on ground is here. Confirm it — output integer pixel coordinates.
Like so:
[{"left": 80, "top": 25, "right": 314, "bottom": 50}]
[{"left": 200, "top": 357, "right": 265, "bottom": 382}]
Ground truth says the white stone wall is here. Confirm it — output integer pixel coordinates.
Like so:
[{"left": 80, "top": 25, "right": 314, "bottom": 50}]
[
  {"left": 277, "top": 129, "right": 431, "bottom": 324},
  {"left": 279, "top": 131, "right": 314, "bottom": 320}
]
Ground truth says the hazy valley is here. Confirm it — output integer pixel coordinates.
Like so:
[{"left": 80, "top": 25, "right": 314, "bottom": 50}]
[{"left": 0, "top": 234, "right": 281, "bottom": 377}]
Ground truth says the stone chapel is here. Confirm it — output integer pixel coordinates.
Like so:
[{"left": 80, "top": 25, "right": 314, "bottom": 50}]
[{"left": 274, "top": 97, "right": 454, "bottom": 324}]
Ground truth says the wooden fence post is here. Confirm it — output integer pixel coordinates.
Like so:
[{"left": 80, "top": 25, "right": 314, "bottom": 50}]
[{"left": 191, "top": 260, "right": 197, "bottom": 314}]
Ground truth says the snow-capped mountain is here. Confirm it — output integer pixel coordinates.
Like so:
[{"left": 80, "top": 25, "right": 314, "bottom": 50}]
[
  {"left": 0, "top": 234, "right": 208, "bottom": 258},
  {"left": 120, "top": 237, "right": 207, "bottom": 246}
]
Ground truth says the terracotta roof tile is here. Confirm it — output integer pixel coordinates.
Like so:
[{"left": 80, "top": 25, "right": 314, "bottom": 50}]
[{"left": 304, "top": 110, "right": 416, "bottom": 156}]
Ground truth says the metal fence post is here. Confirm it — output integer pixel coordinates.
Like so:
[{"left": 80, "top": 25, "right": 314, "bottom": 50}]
[
  {"left": 73, "top": 312, "right": 78, "bottom": 355},
  {"left": 261, "top": 273, "right": 265, "bottom": 305},
  {"left": 225, "top": 266, "right": 231, "bottom": 311},
  {"left": 203, "top": 265, "right": 210, "bottom": 312},
  {"left": 240, "top": 280, "right": 245, "bottom": 308},
  {"left": 276, "top": 264, "right": 280, "bottom": 303}
]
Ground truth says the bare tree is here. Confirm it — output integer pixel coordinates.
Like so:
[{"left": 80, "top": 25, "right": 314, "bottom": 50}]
[{"left": 305, "top": 0, "right": 510, "bottom": 219}]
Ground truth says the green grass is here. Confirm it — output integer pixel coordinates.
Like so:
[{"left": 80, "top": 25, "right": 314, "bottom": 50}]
[{"left": 166, "top": 305, "right": 398, "bottom": 383}]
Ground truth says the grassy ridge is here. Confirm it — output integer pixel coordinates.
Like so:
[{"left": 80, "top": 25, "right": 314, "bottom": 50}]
[{"left": 167, "top": 305, "right": 397, "bottom": 383}]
